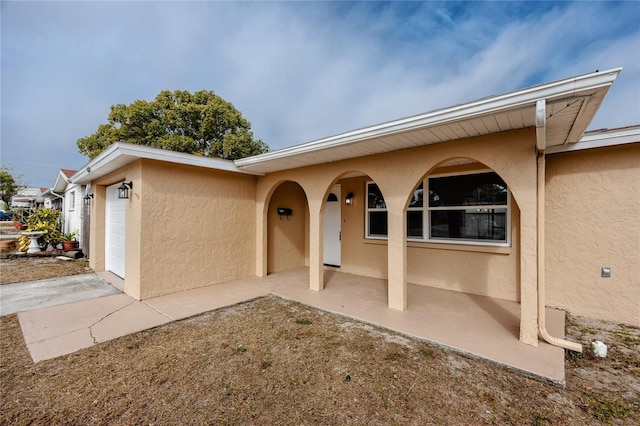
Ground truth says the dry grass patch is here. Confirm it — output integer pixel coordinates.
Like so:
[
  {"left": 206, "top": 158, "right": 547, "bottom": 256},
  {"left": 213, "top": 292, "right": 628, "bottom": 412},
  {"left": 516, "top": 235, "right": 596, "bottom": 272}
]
[
  {"left": 1, "top": 257, "right": 638, "bottom": 424},
  {"left": 0, "top": 256, "right": 92, "bottom": 284},
  {"left": 2, "top": 296, "right": 639, "bottom": 425}
]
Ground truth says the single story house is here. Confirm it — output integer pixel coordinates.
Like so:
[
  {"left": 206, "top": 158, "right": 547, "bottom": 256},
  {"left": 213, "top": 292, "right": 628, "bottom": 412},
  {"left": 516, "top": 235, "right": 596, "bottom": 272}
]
[
  {"left": 11, "top": 187, "right": 46, "bottom": 211},
  {"left": 42, "top": 169, "right": 90, "bottom": 250},
  {"left": 72, "top": 68, "right": 639, "bottom": 352}
]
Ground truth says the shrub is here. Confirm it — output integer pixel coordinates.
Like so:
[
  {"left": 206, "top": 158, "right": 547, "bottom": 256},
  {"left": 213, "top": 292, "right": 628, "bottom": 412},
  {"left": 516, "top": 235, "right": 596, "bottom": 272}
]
[{"left": 18, "top": 208, "right": 63, "bottom": 252}]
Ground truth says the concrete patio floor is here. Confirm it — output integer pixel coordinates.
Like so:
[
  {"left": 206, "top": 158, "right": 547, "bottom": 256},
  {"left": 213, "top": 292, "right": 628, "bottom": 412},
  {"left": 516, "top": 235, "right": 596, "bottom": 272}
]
[{"left": 17, "top": 267, "right": 567, "bottom": 385}]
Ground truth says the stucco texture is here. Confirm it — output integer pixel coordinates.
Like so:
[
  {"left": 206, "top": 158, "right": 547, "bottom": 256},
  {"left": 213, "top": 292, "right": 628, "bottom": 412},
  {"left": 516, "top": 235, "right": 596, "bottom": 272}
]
[
  {"left": 90, "top": 160, "right": 257, "bottom": 300},
  {"left": 267, "top": 181, "right": 308, "bottom": 273},
  {"left": 138, "top": 160, "right": 257, "bottom": 299},
  {"left": 545, "top": 144, "right": 640, "bottom": 326}
]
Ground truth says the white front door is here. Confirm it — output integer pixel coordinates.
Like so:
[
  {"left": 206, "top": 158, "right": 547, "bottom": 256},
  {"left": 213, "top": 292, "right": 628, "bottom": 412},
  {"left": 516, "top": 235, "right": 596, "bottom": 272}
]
[
  {"left": 105, "top": 184, "right": 126, "bottom": 278},
  {"left": 323, "top": 186, "right": 341, "bottom": 267}
]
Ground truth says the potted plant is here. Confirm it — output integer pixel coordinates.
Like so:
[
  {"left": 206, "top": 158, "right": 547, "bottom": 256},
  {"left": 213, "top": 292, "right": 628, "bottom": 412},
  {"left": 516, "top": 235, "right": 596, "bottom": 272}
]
[{"left": 61, "top": 231, "right": 79, "bottom": 250}]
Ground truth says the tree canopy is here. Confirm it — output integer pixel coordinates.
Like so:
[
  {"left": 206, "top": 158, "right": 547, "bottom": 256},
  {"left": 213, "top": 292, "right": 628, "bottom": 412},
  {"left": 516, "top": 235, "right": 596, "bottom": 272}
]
[
  {"left": 77, "top": 90, "right": 269, "bottom": 160},
  {"left": 0, "top": 167, "right": 20, "bottom": 210}
]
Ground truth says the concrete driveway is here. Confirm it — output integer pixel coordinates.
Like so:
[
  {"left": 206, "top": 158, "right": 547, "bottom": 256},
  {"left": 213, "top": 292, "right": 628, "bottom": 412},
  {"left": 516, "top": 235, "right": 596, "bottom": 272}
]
[{"left": 0, "top": 274, "right": 120, "bottom": 316}]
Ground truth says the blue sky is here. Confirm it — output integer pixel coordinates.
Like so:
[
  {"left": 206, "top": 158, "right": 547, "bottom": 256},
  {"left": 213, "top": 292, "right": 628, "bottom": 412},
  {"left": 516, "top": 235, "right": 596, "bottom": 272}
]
[{"left": 2, "top": 1, "right": 639, "bottom": 188}]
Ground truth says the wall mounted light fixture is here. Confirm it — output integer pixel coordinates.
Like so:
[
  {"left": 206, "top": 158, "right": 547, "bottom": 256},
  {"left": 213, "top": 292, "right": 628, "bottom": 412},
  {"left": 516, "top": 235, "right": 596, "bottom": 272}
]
[
  {"left": 345, "top": 192, "right": 354, "bottom": 206},
  {"left": 83, "top": 193, "right": 94, "bottom": 206},
  {"left": 118, "top": 181, "right": 133, "bottom": 199},
  {"left": 277, "top": 207, "right": 293, "bottom": 220}
]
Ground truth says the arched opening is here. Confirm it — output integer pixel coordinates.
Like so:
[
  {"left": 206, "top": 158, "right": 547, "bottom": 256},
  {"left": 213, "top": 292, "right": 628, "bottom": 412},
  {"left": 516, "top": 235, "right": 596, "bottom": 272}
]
[
  {"left": 266, "top": 181, "right": 309, "bottom": 274},
  {"left": 405, "top": 157, "right": 521, "bottom": 303},
  {"left": 322, "top": 170, "right": 388, "bottom": 279}
]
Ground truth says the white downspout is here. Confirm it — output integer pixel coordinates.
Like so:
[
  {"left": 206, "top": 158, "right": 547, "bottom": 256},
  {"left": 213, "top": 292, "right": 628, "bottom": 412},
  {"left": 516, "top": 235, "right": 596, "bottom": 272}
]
[
  {"left": 536, "top": 100, "right": 582, "bottom": 353},
  {"left": 49, "top": 190, "right": 65, "bottom": 211},
  {"left": 47, "top": 190, "right": 66, "bottom": 235},
  {"left": 49, "top": 190, "right": 64, "bottom": 200}
]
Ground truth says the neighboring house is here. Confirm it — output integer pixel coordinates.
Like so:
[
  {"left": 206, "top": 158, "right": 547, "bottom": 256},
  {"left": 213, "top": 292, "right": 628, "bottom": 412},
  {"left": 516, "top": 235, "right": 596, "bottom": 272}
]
[
  {"left": 42, "top": 169, "right": 90, "bottom": 252},
  {"left": 71, "top": 68, "right": 639, "bottom": 353},
  {"left": 12, "top": 187, "right": 46, "bottom": 211}
]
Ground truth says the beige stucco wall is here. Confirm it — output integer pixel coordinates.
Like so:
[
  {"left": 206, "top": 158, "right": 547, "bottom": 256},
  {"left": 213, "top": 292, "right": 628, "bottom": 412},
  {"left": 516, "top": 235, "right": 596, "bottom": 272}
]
[
  {"left": 137, "top": 160, "right": 257, "bottom": 299},
  {"left": 340, "top": 176, "right": 388, "bottom": 279},
  {"left": 90, "top": 159, "right": 257, "bottom": 300},
  {"left": 267, "top": 181, "right": 308, "bottom": 273},
  {"left": 545, "top": 143, "right": 640, "bottom": 326}
]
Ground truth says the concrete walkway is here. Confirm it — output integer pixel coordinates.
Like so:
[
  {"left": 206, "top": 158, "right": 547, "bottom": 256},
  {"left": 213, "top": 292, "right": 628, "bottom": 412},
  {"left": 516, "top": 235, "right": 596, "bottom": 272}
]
[
  {"left": 14, "top": 268, "right": 567, "bottom": 386},
  {"left": 0, "top": 273, "right": 120, "bottom": 316}
]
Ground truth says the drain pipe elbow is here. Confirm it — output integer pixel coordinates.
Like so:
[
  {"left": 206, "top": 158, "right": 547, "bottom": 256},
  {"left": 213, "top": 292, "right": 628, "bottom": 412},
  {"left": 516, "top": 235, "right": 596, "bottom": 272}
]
[
  {"left": 536, "top": 100, "right": 582, "bottom": 353},
  {"left": 49, "top": 190, "right": 64, "bottom": 200}
]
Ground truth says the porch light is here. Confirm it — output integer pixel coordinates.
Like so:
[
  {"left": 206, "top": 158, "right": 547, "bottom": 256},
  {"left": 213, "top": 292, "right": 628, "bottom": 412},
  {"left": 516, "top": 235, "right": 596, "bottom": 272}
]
[
  {"left": 118, "top": 181, "right": 133, "bottom": 199},
  {"left": 83, "top": 193, "right": 94, "bottom": 206},
  {"left": 345, "top": 192, "right": 354, "bottom": 206}
]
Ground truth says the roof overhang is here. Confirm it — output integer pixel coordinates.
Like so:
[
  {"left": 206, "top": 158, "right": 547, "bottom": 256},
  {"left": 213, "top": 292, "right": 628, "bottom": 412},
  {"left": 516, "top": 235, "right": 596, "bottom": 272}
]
[
  {"left": 41, "top": 189, "right": 63, "bottom": 200},
  {"left": 72, "top": 142, "right": 262, "bottom": 184},
  {"left": 547, "top": 125, "right": 640, "bottom": 154},
  {"left": 235, "top": 68, "right": 622, "bottom": 174},
  {"left": 51, "top": 169, "right": 72, "bottom": 192}
]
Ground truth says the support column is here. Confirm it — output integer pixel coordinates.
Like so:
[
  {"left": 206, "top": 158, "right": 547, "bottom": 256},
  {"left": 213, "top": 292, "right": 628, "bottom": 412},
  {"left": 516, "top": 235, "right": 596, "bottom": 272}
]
[
  {"left": 519, "top": 206, "right": 539, "bottom": 346},
  {"left": 387, "top": 202, "right": 407, "bottom": 311},
  {"left": 308, "top": 200, "right": 324, "bottom": 291},
  {"left": 255, "top": 200, "right": 267, "bottom": 277}
]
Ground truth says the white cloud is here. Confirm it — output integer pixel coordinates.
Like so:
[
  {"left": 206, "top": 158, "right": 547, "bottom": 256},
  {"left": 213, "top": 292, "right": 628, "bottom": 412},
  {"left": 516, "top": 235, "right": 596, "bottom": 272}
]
[{"left": 1, "top": 1, "right": 638, "bottom": 186}]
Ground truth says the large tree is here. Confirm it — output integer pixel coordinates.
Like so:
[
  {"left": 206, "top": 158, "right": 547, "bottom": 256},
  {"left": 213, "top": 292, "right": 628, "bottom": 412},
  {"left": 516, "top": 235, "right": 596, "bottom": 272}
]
[
  {"left": 0, "top": 167, "right": 20, "bottom": 210},
  {"left": 77, "top": 90, "right": 269, "bottom": 160}
]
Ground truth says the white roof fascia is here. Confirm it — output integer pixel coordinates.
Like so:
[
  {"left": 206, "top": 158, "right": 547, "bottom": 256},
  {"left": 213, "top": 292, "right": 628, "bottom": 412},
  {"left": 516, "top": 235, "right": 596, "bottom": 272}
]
[
  {"left": 52, "top": 170, "right": 71, "bottom": 192},
  {"left": 547, "top": 125, "right": 640, "bottom": 154},
  {"left": 235, "top": 68, "right": 621, "bottom": 169},
  {"left": 72, "top": 142, "right": 262, "bottom": 184},
  {"left": 113, "top": 143, "right": 263, "bottom": 175},
  {"left": 71, "top": 142, "right": 120, "bottom": 183}
]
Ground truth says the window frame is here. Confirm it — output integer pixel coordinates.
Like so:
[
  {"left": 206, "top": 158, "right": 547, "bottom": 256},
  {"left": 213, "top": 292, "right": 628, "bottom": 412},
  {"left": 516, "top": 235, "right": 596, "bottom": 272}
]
[
  {"left": 68, "top": 191, "right": 76, "bottom": 212},
  {"left": 416, "top": 169, "right": 511, "bottom": 246},
  {"left": 365, "top": 181, "right": 388, "bottom": 240},
  {"left": 364, "top": 170, "right": 511, "bottom": 247}
]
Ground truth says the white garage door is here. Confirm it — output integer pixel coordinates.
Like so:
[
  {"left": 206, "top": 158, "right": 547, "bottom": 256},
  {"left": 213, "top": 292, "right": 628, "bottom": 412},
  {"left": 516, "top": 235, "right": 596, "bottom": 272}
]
[{"left": 105, "top": 184, "right": 126, "bottom": 278}]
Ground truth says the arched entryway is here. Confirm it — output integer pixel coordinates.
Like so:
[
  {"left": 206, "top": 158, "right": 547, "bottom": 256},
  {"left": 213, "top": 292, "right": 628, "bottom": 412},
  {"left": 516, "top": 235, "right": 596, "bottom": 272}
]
[
  {"left": 266, "top": 181, "right": 309, "bottom": 274},
  {"left": 405, "top": 157, "right": 520, "bottom": 302},
  {"left": 320, "top": 170, "right": 387, "bottom": 280}
]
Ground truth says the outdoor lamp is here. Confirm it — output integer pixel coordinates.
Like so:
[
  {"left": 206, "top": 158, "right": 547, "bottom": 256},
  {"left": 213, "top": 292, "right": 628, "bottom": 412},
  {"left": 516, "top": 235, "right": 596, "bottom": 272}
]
[
  {"left": 118, "top": 181, "right": 133, "bottom": 199},
  {"left": 345, "top": 192, "right": 354, "bottom": 206},
  {"left": 83, "top": 193, "right": 94, "bottom": 206}
]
